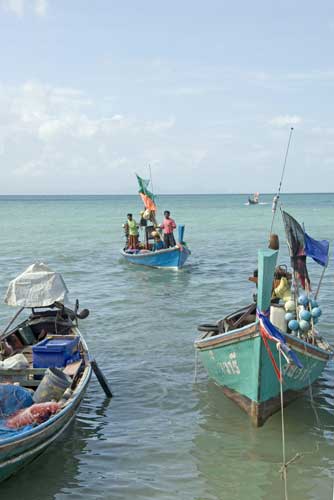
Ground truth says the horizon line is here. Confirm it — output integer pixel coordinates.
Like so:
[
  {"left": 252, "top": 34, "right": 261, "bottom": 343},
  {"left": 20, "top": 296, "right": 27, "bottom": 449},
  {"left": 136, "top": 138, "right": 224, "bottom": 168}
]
[{"left": 0, "top": 192, "right": 334, "bottom": 197}]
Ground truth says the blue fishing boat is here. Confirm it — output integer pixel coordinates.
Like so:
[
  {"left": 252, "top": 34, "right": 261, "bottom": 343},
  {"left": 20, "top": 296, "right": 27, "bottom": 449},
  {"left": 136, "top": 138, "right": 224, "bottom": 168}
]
[
  {"left": 121, "top": 224, "right": 190, "bottom": 269},
  {"left": 121, "top": 173, "right": 191, "bottom": 269},
  {"left": 195, "top": 224, "right": 333, "bottom": 426},
  {"left": 0, "top": 264, "right": 111, "bottom": 482}
]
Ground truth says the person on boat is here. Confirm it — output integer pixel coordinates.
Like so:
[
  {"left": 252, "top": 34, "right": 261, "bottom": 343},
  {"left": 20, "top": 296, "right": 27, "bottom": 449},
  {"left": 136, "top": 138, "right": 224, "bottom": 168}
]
[
  {"left": 160, "top": 210, "right": 176, "bottom": 248},
  {"left": 139, "top": 210, "right": 147, "bottom": 227},
  {"left": 122, "top": 221, "right": 129, "bottom": 246},
  {"left": 151, "top": 231, "right": 164, "bottom": 251},
  {"left": 126, "top": 213, "right": 139, "bottom": 249}
]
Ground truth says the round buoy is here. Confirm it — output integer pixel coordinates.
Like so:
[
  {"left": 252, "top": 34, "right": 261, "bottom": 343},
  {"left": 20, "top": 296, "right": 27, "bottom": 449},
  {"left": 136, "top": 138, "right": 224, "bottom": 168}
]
[
  {"left": 298, "top": 294, "right": 309, "bottom": 306},
  {"left": 300, "top": 309, "right": 312, "bottom": 321},
  {"left": 285, "top": 300, "right": 296, "bottom": 312},
  {"left": 285, "top": 312, "right": 296, "bottom": 322},
  {"left": 311, "top": 307, "right": 322, "bottom": 318},
  {"left": 310, "top": 299, "right": 318, "bottom": 308},
  {"left": 299, "top": 319, "right": 310, "bottom": 331},
  {"left": 288, "top": 319, "right": 299, "bottom": 331}
]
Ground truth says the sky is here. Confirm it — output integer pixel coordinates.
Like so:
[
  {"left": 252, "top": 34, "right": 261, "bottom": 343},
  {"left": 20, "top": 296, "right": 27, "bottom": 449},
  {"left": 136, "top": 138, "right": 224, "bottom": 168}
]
[{"left": 1, "top": 0, "right": 334, "bottom": 194}]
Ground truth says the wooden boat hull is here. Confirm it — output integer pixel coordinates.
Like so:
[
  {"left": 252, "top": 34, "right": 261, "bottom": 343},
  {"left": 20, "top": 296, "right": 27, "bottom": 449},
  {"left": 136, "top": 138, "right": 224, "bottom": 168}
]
[
  {"left": 0, "top": 331, "right": 92, "bottom": 482},
  {"left": 121, "top": 245, "right": 190, "bottom": 269},
  {"left": 195, "top": 322, "right": 332, "bottom": 426}
]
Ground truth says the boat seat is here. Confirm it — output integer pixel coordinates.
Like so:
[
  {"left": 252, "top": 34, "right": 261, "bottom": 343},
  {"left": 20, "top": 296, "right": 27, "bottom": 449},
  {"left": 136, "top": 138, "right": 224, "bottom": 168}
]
[{"left": 0, "top": 367, "right": 46, "bottom": 387}]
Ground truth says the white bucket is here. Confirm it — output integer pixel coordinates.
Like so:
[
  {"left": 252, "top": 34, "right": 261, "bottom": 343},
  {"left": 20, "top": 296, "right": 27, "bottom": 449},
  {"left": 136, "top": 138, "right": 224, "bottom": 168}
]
[{"left": 270, "top": 304, "right": 287, "bottom": 333}]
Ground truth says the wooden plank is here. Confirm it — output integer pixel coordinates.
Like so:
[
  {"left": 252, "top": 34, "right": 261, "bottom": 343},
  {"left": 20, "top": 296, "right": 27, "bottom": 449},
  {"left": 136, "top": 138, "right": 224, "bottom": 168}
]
[
  {"left": 63, "top": 360, "right": 82, "bottom": 377},
  {"left": 0, "top": 368, "right": 46, "bottom": 376},
  {"left": 257, "top": 249, "right": 278, "bottom": 312}
]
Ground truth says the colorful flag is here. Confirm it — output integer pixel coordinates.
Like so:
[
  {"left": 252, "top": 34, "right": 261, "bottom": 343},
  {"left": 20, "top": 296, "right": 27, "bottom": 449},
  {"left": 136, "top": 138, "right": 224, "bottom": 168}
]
[
  {"left": 304, "top": 233, "right": 329, "bottom": 267},
  {"left": 282, "top": 211, "right": 310, "bottom": 289},
  {"left": 136, "top": 174, "right": 156, "bottom": 211}
]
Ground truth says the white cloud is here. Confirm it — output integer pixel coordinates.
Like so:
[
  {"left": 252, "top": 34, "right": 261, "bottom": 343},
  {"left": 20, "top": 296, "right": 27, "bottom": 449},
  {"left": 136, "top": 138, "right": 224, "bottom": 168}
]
[
  {"left": 0, "top": 81, "right": 184, "bottom": 193},
  {"left": 1, "top": 0, "right": 24, "bottom": 16},
  {"left": 269, "top": 115, "right": 302, "bottom": 127},
  {"left": 34, "top": 0, "right": 46, "bottom": 16},
  {"left": 0, "top": 0, "right": 47, "bottom": 16}
]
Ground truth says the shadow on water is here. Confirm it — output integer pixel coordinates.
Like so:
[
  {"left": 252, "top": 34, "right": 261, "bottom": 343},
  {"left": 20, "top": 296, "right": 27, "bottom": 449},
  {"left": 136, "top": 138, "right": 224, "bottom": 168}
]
[
  {"left": 0, "top": 397, "right": 112, "bottom": 500},
  {"left": 191, "top": 369, "right": 334, "bottom": 500}
]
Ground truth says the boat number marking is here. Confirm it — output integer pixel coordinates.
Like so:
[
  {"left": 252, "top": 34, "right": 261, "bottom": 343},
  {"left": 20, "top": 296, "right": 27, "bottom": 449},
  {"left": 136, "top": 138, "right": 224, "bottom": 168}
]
[
  {"left": 282, "top": 361, "right": 318, "bottom": 382},
  {"left": 209, "top": 351, "right": 241, "bottom": 375}
]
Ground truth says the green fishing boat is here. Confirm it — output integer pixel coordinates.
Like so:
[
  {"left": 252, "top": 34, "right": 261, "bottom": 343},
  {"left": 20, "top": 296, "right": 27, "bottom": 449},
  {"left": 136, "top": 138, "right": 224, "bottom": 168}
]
[{"left": 195, "top": 234, "right": 333, "bottom": 426}]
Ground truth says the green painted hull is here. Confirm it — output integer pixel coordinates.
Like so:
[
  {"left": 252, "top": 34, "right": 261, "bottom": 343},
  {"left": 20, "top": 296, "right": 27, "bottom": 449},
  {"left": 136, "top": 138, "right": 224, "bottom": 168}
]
[{"left": 196, "top": 322, "right": 332, "bottom": 426}]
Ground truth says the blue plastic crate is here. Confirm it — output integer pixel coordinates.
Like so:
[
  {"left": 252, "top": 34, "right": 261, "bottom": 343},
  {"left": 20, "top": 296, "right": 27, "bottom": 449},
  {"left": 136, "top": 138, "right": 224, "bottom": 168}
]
[{"left": 32, "top": 336, "right": 80, "bottom": 368}]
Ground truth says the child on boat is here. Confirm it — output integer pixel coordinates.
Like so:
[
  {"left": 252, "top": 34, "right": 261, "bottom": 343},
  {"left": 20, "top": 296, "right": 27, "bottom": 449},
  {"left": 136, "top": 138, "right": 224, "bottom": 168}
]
[{"left": 151, "top": 231, "right": 164, "bottom": 251}]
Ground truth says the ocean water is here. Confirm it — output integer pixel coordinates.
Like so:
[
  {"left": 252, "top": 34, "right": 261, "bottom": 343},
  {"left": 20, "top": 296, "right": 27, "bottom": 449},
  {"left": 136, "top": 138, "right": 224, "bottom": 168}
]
[{"left": 0, "top": 193, "right": 333, "bottom": 500}]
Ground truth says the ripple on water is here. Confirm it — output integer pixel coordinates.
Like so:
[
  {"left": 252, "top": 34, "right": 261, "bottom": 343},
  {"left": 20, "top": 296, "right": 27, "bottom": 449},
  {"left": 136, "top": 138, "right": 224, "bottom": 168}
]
[{"left": 1, "top": 194, "right": 334, "bottom": 499}]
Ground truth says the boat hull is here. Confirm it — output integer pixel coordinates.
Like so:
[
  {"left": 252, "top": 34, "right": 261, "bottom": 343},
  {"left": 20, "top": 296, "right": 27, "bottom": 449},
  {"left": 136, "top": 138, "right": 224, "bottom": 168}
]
[
  {"left": 195, "top": 322, "right": 332, "bottom": 426},
  {"left": 0, "top": 334, "right": 92, "bottom": 482},
  {"left": 121, "top": 246, "right": 190, "bottom": 269}
]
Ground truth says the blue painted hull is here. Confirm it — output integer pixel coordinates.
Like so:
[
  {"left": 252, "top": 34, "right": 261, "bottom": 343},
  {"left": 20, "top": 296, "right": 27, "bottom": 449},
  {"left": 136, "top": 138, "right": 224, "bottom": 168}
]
[
  {"left": 0, "top": 330, "right": 91, "bottom": 482},
  {"left": 121, "top": 246, "right": 190, "bottom": 269}
]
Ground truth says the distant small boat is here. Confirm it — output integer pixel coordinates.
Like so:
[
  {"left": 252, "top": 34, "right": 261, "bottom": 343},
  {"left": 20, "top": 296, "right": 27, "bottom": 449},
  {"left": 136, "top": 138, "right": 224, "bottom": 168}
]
[{"left": 248, "top": 192, "right": 259, "bottom": 204}]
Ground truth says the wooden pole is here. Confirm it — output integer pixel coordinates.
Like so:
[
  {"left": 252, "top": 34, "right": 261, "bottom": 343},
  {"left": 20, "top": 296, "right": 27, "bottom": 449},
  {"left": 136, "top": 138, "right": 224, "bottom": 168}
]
[
  {"left": 315, "top": 266, "right": 327, "bottom": 300},
  {"left": 91, "top": 359, "right": 113, "bottom": 398}
]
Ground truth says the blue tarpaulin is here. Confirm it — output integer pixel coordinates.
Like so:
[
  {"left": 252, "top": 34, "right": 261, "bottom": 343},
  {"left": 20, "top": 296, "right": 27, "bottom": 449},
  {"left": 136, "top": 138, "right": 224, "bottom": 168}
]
[
  {"left": 0, "top": 384, "right": 33, "bottom": 418},
  {"left": 304, "top": 233, "right": 329, "bottom": 267},
  {"left": 0, "top": 384, "right": 34, "bottom": 440}
]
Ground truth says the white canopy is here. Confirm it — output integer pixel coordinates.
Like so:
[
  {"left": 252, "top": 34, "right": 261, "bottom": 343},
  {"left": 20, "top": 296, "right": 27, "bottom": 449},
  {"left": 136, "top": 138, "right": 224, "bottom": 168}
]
[{"left": 4, "top": 263, "right": 69, "bottom": 308}]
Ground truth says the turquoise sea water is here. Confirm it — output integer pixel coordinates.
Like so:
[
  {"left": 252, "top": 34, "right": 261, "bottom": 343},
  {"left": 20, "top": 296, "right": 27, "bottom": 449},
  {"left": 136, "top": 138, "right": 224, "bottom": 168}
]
[{"left": 0, "top": 193, "right": 333, "bottom": 500}]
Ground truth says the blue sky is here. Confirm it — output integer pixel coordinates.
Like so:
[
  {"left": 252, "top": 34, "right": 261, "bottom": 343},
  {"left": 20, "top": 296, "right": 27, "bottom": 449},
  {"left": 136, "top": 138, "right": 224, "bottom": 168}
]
[{"left": 1, "top": 0, "right": 334, "bottom": 194}]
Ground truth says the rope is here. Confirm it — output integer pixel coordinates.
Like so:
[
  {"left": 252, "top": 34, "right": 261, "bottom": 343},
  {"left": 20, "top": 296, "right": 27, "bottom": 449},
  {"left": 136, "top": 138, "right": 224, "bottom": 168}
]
[
  {"left": 194, "top": 348, "right": 198, "bottom": 383},
  {"left": 302, "top": 342, "right": 320, "bottom": 425},
  {"left": 269, "top": 127, "right": 294, "bottom": 236},
  {"left": 278, "top": 346, "right": 289, "bottom": 500}
]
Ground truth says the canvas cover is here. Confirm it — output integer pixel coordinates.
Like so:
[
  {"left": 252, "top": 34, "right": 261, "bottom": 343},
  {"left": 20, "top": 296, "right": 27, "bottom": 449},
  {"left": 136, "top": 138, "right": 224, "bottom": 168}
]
[{"left": 4, "top": 263, "right": 68, "bottom": 307}]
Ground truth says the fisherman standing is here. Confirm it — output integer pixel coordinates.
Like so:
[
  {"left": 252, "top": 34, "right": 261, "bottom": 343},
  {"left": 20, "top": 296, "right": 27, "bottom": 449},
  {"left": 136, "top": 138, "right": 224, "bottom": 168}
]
[
  {"left": 126, "top": 213, "right": 139, "bottom": 249},
  {"left": 160, "top": 210, "right": 176, "bottom": 248}
]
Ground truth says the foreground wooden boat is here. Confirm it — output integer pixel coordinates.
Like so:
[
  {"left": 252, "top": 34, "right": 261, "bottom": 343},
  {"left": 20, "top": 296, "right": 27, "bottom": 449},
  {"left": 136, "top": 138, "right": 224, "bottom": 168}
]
[
  {"left": 0, "top": 264, "right": 93, "bottom": 482},
  {"left": 195, "top": 249, "right": 333, "bottom": 427},
  {"left": 121, "top": 243, "right": 190, "bottom": 269}
]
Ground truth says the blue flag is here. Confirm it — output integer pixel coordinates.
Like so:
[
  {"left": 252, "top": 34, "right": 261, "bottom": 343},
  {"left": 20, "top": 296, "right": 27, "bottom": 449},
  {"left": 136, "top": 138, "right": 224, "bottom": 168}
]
[{"left": 304, "top": 233, "right": 329, "bottom": 267}]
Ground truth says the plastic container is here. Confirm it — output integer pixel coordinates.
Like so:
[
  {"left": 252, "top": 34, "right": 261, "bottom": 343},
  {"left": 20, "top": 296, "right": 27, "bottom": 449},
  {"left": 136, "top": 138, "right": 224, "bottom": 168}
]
[
  {"left": 32, "top": 336, "right": 79, "bottom": 368},
  {"left": 18, "top": 326, "right": 36, "bottom": 345},
  {"left": 270, "top": 304, "right": 287, "bottom": 332},
  {"left": 33, "top": 367, "right": 71, "bottom": 403}
]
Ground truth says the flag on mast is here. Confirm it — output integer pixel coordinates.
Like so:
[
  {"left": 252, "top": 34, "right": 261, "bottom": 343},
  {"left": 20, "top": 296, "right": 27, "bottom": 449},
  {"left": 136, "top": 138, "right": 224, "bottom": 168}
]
[
  {"left": 282, "top": 210, "right": 330, "bottom": 288},
  {"left": 136, "top": 174, "right": 157, "bottom": 211}
]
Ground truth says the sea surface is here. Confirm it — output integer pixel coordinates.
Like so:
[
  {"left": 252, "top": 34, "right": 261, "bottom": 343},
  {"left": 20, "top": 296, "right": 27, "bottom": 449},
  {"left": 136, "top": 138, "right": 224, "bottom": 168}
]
[{"left": 0, "top": 193, "right": 333, "bottom": 500}]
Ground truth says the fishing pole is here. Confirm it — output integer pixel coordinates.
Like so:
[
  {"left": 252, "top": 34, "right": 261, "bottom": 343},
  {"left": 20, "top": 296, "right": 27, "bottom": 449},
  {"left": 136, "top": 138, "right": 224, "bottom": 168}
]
[
  {"left": 148, "top": 163, "right": 154, "bottom": 197},
  {"left": 269, "top": 127, "right": 294, "bottom": 237}
]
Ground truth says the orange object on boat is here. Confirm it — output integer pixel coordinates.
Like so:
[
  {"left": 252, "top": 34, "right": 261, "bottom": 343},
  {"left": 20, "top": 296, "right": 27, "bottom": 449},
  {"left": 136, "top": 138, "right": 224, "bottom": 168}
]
[{"left": 6, "top": 402, "right": 61, "bottom": 428}]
